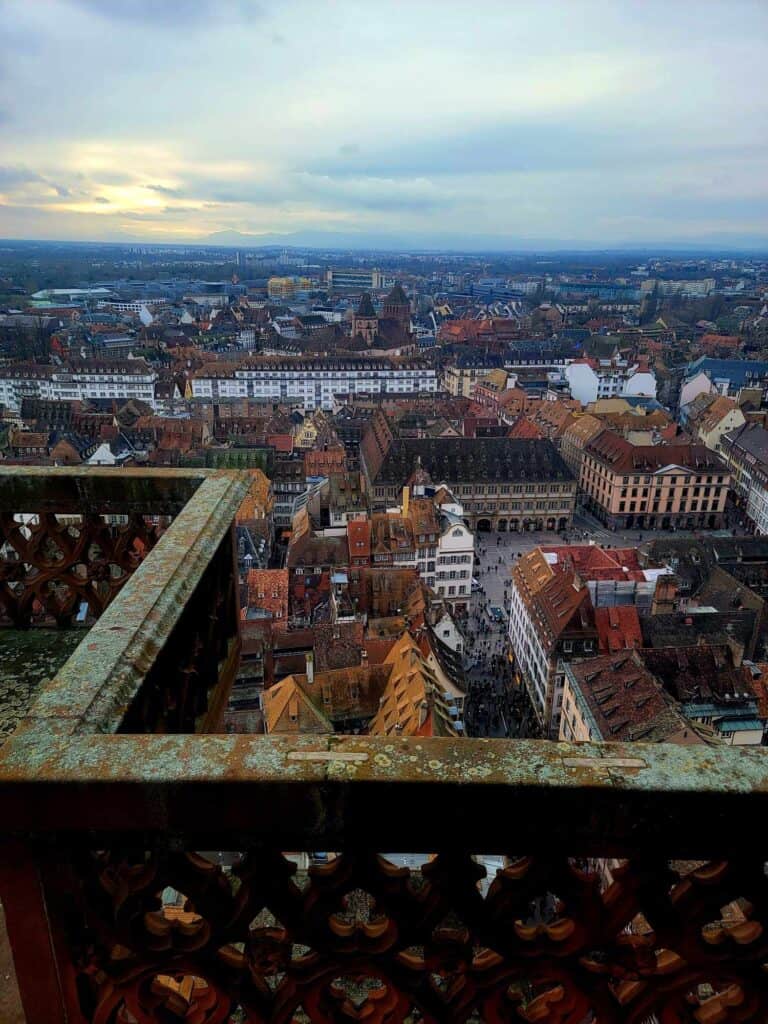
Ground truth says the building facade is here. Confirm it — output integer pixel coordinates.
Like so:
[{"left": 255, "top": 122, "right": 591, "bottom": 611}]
[
  {"left": 682, "top": 393, "right": 746, "bottom": 452},
  {"left": 191, "top": 359, "right": 437, "bottom": 410},
  {"left": 721, "top": 424, "right": 768, "bottom": 536},
  {"left": 564, "top": 357, "right": 657, "bottom": 406},
  {"left": 325, "top": 269, "right": 392, "bottom": 291},
  {"left": 442, "top": 353, "right": 504, "bottom": 398},
  {"left": 353, "top": 490, "right": 475, "bottom": 604},
  {"left": 0, "top": 361, "right": 158, "bottom": 413},
  {"left": 362, "top": 431, "right": 577, "bottom": 532},
  {"left": 580, "top": 431, "right": 730, "bottom": 531},
  {"left": 508, "top": 547, "right": 597, "bottom": 736}
]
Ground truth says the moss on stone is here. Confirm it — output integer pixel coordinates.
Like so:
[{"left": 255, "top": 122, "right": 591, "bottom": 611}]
[{"left": 0, "top": 629, "right": 86, "bottom": 743}]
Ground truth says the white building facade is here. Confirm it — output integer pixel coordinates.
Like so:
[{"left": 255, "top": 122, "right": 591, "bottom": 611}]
[
  {"left": 564, "top": 360, "right": 657, "bottom": 406},
  {"left": 508, "top": 578, "right": 551, "bottom": 725},
  {"left": 0, "top": 363, "right": 158, "bottom": 413},
  {"left": 434, "top": 515, "right": 475, "bottom": 604},
  {"left": 191, "top": 360, "right": 438, "bottom": 410}
]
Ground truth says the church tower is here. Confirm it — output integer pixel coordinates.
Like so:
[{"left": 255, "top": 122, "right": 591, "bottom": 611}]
[
  {"left": 352, "top": 292, "right": 379, "bottom": 344},
  {"left": 382, "top": 282, "right": 410, "bottom": 330}
]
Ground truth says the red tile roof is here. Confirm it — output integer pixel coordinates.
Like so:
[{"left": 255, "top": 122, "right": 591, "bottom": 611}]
[
  {"left": 595, "top": 605, "right": 643, "bottom": 653},
  {"left": 585, "top": 430, "right": 725, "bottom": 475},
  {"left": 347, "top": 519, "right": 371, "bottom": 560},
  {"left": 540, "top": 545, "right": 648, "bottom": 582},
  {"left": 569, "top": 652, "right": 686, "bottom": 742}
]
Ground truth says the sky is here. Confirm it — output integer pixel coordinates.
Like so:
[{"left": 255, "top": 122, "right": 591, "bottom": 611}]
[{"left": 0, "top": 0, "right": 767, "bottom": 250}]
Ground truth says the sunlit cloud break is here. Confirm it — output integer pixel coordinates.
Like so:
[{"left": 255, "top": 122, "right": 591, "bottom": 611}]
[{"left": 0, "top": 0, "right": 766, "bottom": 248}]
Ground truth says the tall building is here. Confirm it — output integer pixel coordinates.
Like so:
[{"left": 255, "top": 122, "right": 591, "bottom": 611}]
[
  {"left": 326, "top": 268, "right": 393, "bottom": 291},
  {"left": 721, "top": 423, "right": 768, "bottom": 535},
  {"left": 508, "top": 547, "right": 597, "bottom": 735}
]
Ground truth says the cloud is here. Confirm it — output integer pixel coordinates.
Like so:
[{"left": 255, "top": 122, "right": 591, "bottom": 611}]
[
  {"left": 0, "top": 166, "right": 46, "bottom": 189},
  {"left": 308, "top": 124, "right": 768, "bottom": 181},
  {"left": 161, "top": 205, "right": 202, "bottom": 215},
  {"left": 144, "top": 183, "right": 183, "bottom": 197},
  {"left": 65, "top": 0, "right": 262, "bottom": 27},
  {"left": 0, "top": 0, "right": 765, "bottom": 245}
]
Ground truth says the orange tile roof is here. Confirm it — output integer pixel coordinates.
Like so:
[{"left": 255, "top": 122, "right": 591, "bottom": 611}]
[
  {"left": 368, "top": 634, "right": 457, "bottom": 737},
  {"left": 507, "top": 416, "right": 543, "bottom": 439},
  {"left": 246, "top": 568, "right": 289, "bottom": 622},
  {"left": 237, "top": 468, "right": 273, "bottom": 521},
  {"left": 562, "top": 414, "right": 605, "bottom": 445},
  {"left": 407, "top": 497, "right": 440, "bottom": 536},
  {"left": 513, "top": 548, "right": 594, "bottom": 647}
]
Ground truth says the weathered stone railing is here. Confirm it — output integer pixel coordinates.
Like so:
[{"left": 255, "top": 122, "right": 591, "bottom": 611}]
[
  {"left": 0, "top": 467, "right": 248, "bottom": 733},
  {"left": 4, "top": 737, "right": 768, "bottom": 1022},
  {"left": 2, "top": 470, "right": 768, "bottom": 1022}
]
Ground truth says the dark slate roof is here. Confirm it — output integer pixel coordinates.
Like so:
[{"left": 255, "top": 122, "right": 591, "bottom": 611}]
[
  {"left": 373, "top": 437, "right": 574, "bottom": 485},
  {"left": 555, "top": 327, "right": 591, "bottom": 343},
  {"left": 385, "top": 283, "right": 408, "bottom": 306},
  {"left": 641, "top": 535, "right": 768, "bottom": 600},
  {"left": 723, "top": 423, "right": 768, "bottom": 462},
  {"left": 686, "top": 357, "right": 768, "bottom": 385},
  {"left": 620, "top": 396, "right": 665, "bottom": 411},
  {"left": 584, "top": 337, "right": 621, "bottom": 358},
  {"left": 640, "top": 610, "right": 756, "bottom": 654},
  {"left": 711, "top": 536, "right": 768, "bottom": 563},
  {"left": 454, "top": 350, "right": 505, "bottom": 369},
  {"left": 641, "top": 645, "right": 754, "bottom": 704},
  {"left": 52, "top": 432, "right": 98, "bottom": 457},
  {"left": 356, "top": 293, "right": 376, "bottom": 318}
]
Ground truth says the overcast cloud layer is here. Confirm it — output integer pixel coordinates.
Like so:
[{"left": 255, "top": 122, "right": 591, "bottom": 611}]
[{"left": 0, "top": 0, "right": 766, "bottom": 249}]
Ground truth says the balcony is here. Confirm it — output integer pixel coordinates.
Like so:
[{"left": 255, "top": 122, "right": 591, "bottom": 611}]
[{"left": 2, "top": 468, "right": 768, "bottom": 1022}]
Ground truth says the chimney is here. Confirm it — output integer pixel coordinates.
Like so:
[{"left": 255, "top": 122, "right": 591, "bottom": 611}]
[
  {"left": 402, "top": 485, "right": 410, "bottom": 517},
  {"left": 651, "top": 574, "right": 678, "bottom": 615},
  {"left": 305, "top": 651, "right": 314, "bottom": 685}
]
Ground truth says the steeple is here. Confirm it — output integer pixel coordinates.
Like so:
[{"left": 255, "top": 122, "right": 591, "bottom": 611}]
[
  {"left": 352, "top": 292, "right": 378, "bottom": 345},
  {"left": 356, "top": 292, "right": 376, "bottom": 318},
  {"left": 382, "top": 281, "right": 410, "bottom": 330}
]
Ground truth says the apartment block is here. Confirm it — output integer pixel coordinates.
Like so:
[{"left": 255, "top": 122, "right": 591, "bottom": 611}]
[{"left": 190, "top": 358, "right": 437, "bottom": 410}]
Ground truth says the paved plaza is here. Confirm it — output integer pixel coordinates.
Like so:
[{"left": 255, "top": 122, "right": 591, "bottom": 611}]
[{"left": 461, "top": 512, "right": 750, "bottom": 739}]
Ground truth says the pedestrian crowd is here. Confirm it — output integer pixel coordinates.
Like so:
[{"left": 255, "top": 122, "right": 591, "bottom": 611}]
[{"left": 460, "top": 534, "right": 526, "bottom": 738}]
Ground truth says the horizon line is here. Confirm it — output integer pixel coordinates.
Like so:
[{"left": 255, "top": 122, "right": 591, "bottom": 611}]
[{"left": 2, "top": 235, "right": 768, "bottom": 257}]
